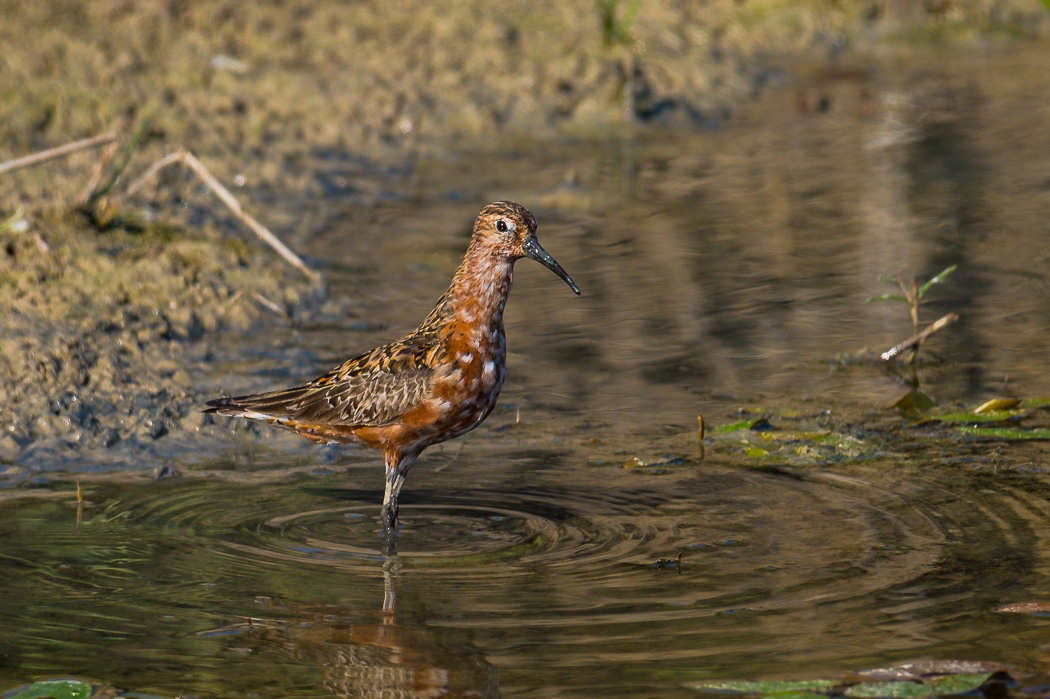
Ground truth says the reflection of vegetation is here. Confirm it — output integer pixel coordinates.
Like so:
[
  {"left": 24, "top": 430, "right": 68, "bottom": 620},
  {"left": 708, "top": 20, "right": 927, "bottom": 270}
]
[{"left": 596, "top": 0, "right": 642, "bottom": 47}]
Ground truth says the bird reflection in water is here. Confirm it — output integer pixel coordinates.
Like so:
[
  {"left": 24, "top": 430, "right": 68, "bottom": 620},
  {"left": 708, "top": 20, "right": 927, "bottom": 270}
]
[{"left": 201, "top": 553, "right": 498, "bottom": 697}]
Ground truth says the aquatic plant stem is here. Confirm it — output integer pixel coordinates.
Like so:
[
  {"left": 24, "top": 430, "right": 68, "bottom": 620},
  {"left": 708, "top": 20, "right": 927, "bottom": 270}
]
[
  {"left": 124, "top": 148, "right": 320, "bottom": 283},
  {"left": 880, "top": 313, "right": 959, "bottom": 362},
  {"left": 0, "top": 133, "right": 117, "bottom": 176}
]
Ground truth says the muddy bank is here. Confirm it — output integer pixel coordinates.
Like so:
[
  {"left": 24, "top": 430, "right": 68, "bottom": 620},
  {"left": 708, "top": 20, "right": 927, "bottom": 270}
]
[
  {"left": 0, "top": 206, "right": 322, "bottom": 472},
  {"left": 1, "top": 0, "right": 1048, "bottom": 472}
]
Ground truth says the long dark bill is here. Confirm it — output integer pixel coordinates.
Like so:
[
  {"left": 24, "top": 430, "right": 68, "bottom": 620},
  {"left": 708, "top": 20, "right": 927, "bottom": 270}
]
[{"left": 523, "top": 236, "right": 581, "bottom": 295}]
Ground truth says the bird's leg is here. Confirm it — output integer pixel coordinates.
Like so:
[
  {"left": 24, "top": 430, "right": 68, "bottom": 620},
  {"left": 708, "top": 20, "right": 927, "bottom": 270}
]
[
  {"left": 381, "top": 472, "right": 402, "bottom": 531},
  {"left": 381, "top": 450, "right": 416, "bottom": 532}
]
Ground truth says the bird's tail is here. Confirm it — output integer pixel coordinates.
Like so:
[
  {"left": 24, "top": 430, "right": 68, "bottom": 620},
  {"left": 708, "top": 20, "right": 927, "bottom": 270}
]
[
  {"left": 204, "top": 385, "right": 361, "bottom": 445},
  {"left": 203, "top": 385, "right": 311, "bottom": 420}
]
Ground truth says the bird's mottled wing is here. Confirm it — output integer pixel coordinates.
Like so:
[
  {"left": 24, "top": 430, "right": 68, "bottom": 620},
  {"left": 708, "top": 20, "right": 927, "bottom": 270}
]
[
  {"left": 295, "top": 340, "right": 437, "bottom": 425},
  {"left": 204, "top": 291, "right": 455, "bottom": 428},
  {"left": 205, "top": 335, "right": 440, "bottom": 427}
]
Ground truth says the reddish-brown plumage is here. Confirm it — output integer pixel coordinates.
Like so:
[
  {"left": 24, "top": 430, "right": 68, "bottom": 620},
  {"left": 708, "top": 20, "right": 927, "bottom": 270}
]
[{"left": 205, "top": 201, "right": 580, "bottom": 530}]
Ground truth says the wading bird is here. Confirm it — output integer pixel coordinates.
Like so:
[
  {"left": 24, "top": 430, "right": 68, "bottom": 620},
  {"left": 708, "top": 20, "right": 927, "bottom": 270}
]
[{"left": 205, "top": 201, "right": 580, "bottom": 530}]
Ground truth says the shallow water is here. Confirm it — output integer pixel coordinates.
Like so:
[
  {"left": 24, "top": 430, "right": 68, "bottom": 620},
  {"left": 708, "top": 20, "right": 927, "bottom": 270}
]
[{"left": 7, "top": 46, "right": 1050, "bottom": 697}]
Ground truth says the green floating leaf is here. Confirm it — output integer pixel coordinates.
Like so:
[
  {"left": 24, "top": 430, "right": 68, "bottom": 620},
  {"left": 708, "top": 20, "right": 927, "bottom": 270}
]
[
  {"left": 955, "top": 426, "right": 1050, "bottom": 440},
  {"left": 846, "top": 681, "right": 930, "bottom": 699},
  {"left": 936, "top": 410, "right": 1024, "bottom": 424},
  {"left": 1019, "top": 397, "right": 1050, "bottom": 410},
  {"left": 6, "top": 679, "right": 93, "bottom": 699},
  {"left": 917, "top": 264, "right": 957, "bottom": 298},
  {"left": 756, "top": 430, "right": 860, "bottom": 447},
  {"left": 690, "top": 679, "right": 838, "bottom": 694},
  {"left": 746, "top": 447, "right": 769, "bottom": 458},
  {"left": 929, "top": 673, "right": 991, "bottom": 695},
  {"left": 712, "top": 420, "right": 754, "bottom": 434}
]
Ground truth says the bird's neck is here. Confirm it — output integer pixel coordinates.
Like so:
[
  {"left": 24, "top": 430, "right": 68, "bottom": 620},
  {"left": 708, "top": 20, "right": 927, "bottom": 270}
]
[{"left": 446, "top": 244, "right": 514, "bottom": 327}]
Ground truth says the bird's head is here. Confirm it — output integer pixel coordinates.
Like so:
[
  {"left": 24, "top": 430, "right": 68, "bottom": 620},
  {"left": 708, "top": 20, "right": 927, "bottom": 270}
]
[{"left": 472, "top": 201, "right": 580, "bottom": 295}]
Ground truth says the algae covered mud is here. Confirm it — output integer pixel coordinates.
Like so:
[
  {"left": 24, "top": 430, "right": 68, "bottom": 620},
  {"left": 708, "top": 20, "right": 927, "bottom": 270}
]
[{"left": 7, "top": 1, "right": 1050, "bottom": 698}]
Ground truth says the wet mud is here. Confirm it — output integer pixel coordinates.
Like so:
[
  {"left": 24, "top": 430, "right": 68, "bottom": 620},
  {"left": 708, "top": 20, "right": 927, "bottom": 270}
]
[{"left": 0, "top": 207, "right": 321, "bottom": 470}]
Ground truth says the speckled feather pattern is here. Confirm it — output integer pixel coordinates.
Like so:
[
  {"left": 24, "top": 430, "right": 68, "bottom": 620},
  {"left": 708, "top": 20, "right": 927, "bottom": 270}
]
[
  {"left": 209, "top": 202, "right": 534, "bottom": 446},
  {"left": 204, "top": 201, "right": 577, "bottom": 528}
]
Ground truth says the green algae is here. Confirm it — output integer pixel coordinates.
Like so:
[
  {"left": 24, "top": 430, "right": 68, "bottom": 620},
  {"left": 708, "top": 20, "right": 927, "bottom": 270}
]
[
  {"left": 690, "top": 665, "right": 1003, "bottom": 698},
  {"left": 694, "top": 680, "right": 839, "bottom": 694},
  {"left": 5, "top": 680, "right": 93, "bottom": 699}
]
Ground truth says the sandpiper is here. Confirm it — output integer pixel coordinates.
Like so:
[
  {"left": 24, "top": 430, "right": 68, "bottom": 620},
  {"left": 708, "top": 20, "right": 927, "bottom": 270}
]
[{"left": 205, "top": 201, "right": 580, "bottom": 530}]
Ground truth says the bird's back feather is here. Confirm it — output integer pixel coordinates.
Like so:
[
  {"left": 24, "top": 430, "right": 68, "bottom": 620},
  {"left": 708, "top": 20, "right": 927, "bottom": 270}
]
[{"left": 204, "top": 309, "right": 450, "bottom": 428}]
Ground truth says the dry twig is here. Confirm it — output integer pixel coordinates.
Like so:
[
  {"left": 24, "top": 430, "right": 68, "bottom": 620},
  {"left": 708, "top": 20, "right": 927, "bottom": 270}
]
[
  {"left": 0, "top": 133, "right": 117, "bottom": 176},
  {"left": 3, "top": 132, "right": 319, "bottom": 283},
  {"left": 124, "top": 148, "right": 319, "bottom": 283},
  {"left": 251, "top": 291, "right": 287, "bottom": 317}
]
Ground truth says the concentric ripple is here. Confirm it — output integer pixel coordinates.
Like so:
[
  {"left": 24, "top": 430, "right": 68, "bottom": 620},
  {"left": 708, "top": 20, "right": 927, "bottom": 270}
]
[
  {"left": 8, "top": 462, "right": 1050, "bottom": 697},
  {"left": 40, "top": 463, "right": 948, "bottom": 600},
  {"left": 244, "top": 501, "right": 559, "bottom": 563}
]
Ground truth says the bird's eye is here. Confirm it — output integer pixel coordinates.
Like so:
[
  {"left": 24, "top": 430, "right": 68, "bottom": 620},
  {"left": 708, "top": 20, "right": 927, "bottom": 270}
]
[{"left": 496, "top": 219, "right": 509, "bottom": 233}]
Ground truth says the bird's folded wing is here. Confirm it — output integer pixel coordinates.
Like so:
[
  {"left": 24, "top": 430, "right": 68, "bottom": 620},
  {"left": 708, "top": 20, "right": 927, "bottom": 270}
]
[{"left": 207, "top": 339, "right": 438, "bottom": 427}]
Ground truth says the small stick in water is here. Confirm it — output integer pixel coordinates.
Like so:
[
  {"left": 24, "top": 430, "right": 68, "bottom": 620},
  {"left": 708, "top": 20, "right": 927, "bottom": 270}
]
[
  {"left": 76, "top": 478, "right": 83, "bottom": 530},
  {"left": 697, "top": 414, "right": 705, "bottom": 462},
  {"left": 879, "top": 313, "right": 959, "bottom": 362}
]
